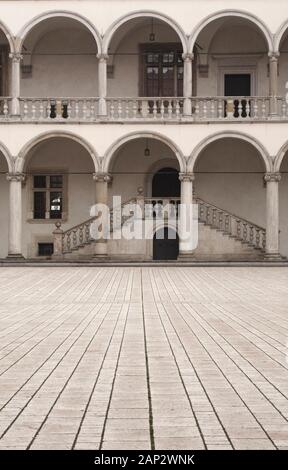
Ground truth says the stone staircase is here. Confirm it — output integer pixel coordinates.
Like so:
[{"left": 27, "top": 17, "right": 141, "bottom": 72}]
[{"left": 53, "top": 196, "right": 266, "bottom": 261}]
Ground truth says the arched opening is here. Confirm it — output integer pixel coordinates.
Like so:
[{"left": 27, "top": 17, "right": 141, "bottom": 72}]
[
  {"left": 277, "top": 149, "right": 288, "bottom": 258},
  {"left": 276, "top": 27, "right": 288, "bottom": 99},
  {"left": 22, "top": 136, "right": 96, "bottom": 258},
  {"left": 153, "top": 226, "right": 179, "bottom": 260},
  {"left": 152, "top": 167, "right": 180, "bottom": 197},
  {"left": 104, "top": 15, "right": 188, "bottom": 100},
  {"left": 0, "top": 27, "right": 11, "bottom": 99},
  {"left": 191, "top": 137, "right": 268, "bottom": 259},
  {"left": 19, "top": 16, "right": 99, "bottom": 107},
  {"left": 0, "top": 150, "right": 9, "bottom": 258},
  {"left": 190, "top": 14, "right": 271, "bottom": 111}
]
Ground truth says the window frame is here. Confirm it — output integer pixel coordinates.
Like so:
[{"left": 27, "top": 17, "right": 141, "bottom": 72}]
[{"left": 27, "top": 170, "right": 68, "bottom": 223}]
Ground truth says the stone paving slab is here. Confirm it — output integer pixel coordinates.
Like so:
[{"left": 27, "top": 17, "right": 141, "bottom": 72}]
[{"left": 0, "top": 267, "right": 287, "bottom": 450}]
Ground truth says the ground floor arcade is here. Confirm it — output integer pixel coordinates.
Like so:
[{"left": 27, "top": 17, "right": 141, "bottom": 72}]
[{"left": 1, "top": 126, "right": 288, "bottom": 262}]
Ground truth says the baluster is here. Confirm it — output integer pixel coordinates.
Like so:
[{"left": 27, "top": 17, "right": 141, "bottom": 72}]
[
  {"left": 23, "top": 100, "right": 28, "bottom": 119},
  {"left": 238, "top": 100, "right": 243, "bottom": 119},
  {"left": 236, "top": 220, "right": 241, "bottom": 239},
  {"left": 72, "top": 229, "right": 77, "bottom": 249},
  {"left": 168, "top": 100, "right": 173, "bottom": 119},
  {"left": 133, "top": 100, "right": 138, "bottom": 119},
  {"left": 262, "top": 231, "right": 266, "bottom": 250},
  {"left": 85, "top": 223, "right": 90, "bottom": 243},
  {"left": 118, "top": 99, "right": 122, "bottom": 119},
  {"left": 262, "top": 99, "right": 266, "bottom": 118},
  {"left": 281, "top": 98, "right": 286, "bottom": 119},
  {"left": 249, "top": 225, "right": 254, "bottom": 245},
  {"left": 210, "top": 99, "right": 215, "bottom": 119},
  {"left": 110, "top": 100, "right": 115, "bottom": 119},
  {"left": 153, "top": 100, "right": 157, "bottom": 119},
  {"left": 83, "top": 100, "right": 87, "bottom": 120},
  {"left": 195, "top": 99, "right": 200, "bottom": 119},
  {"left": 160, "top": 100, "right": 165, "bottom": 119},
  {"left": 225, "top": 214, "right": 230, "bottom": 233},
  {"left": 39, "top": 100, "right": 44, "bottom": 120},
  {"left": 203, "top": 99, "right": 207, "bottom": 119},
  {"left": 246, "top": 100, "right": 250, "bottom": 119},
  {"left": 47, "top": 100, "right": 52, "bottom": 119},
  {"left": 206, "top": 206, "right": 211, "bottom": 224},
  {"left": 31, "top": 101, "right": 36, "bottom": 120},
  {"left": 212, "top": 208, "right": 217, "bottom": 227},
  {"left": 67, "top": 233, "right": 71, "bottom": 252},
  {"left": 175, "top": 100, "right": 180, "bottom": 119},
  {"left": 125, "top": 100, "right": 130, "bottom": 119},
  {"left": 3, "top": 99, "right": 8, "bottom": 117},
  {"left": 255, "top": 228, "right": 260, "bottom": 248},
  {"left": 243, "top": 223, "right": 247, "bottom": 242},
  {"left": 253, "top": 99, "right": 258, "bottom": 119},
  {"left": 79, "top": 225, "right": 84, "bottom": 246},
  {"left": 75, "top": 100, "right": 79, "bottom": 120},
  {"left": 218, "top": 99, "right": 223, "bottom": 119},
  {"left": 219, "top": 211, "right": 223, "bottom": 230},
  {"left": 90, "top": 100, "right": 95, "bottom": 120}
]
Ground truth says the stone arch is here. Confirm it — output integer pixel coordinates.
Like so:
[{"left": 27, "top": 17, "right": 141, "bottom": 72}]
[
  {"left": 189, "top": 10, "right": 273, "bottom": 54},
  {"left": 274, "top": 19, "right": 288, "bottom": 53},
  {"left": 103, "top": 10, "right": 188, "bottom": 54},
  {"left": 16, "top": 130, "right": 100, "bottom": 173},
  {"left": 0, "top": 142, "right": 13, "bottom": 172},
  {"left": 274, "top": 141, "right": 288, "bottom": 172},
  {"left": 16, "top": 10, "right": 102, "bottom": 53},
  {"left": 145, "top": 158, "right": 180, "bottom": 197},
  {"left": 0, "top": 20, "right": 16, "bottom": 53},
  {"left": 188, "top": 131, "right": 272, "bottom": 173},
  {"left": 103, "top": 131, "right": 186, "bottom": 173}
]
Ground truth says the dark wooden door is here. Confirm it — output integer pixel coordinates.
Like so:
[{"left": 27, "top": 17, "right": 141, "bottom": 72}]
[{"left": 153, "top": 227, "right": 179, "bottom": 260}]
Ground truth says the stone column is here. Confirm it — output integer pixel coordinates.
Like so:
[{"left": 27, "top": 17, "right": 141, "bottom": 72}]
[
  {"left": 182, "top": 53, "right": 193, "bottom": 116},
  {"left": 9, "top": 53, "right": 22, "bottom": 116},
  {"left": 97, "top": 53, "right": 109, "bottom": 116},
  {"left": 6, "top": 173, "right": 25, "bottom": 258},
  {"left": 264, "top": 172, "right": 281, "bottom": 259},
  {"left": 268, "top": 52, "right": 279, "bottom": 118},
  {"left": 92, "top": 173, "right": 112, "bottom": 257},
  {"left": 178, "top": 172, "right": 195, "bottom": 258}
]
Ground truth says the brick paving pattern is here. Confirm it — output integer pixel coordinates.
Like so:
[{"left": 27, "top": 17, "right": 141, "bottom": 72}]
[{"left": 0, "top": 267, "right": 287, "bottom": 450}]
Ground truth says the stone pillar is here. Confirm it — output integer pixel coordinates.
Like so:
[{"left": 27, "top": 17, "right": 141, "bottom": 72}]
[
  {"left": 268, "top": 52, "right": 279, "bottom": 118},
  {"left": 182, "top": 53, "right": 193, "bottom": 116},
  {"left": 264, "top": 172, "right": 281, "bottom": 259},
  {"left": 9, "top": 53, "right": 22, "bottom": 116},
  {"left": 97, "top": 53, "right": 108, "bottom": 116},
  {"left": 52, "top": 222, "right": 64, "bottom": 259},
  {"left": 6, "top": 173, "right": 25, "bottom": 258},
  {"left": 178, "top": 172, "right": 195, "bottom": 258},
  {"left": 92, "top": 173, "right": 112, "bottom": 257}
]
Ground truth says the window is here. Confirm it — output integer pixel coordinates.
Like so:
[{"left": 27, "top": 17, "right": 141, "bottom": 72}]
[
  {"left": 33, "top": 175, "right": 64, "bottom": 220},
  {"left": 140, "top": 44, "right": 183, "bottom": 97},
  {"left": 38, "top": 243, "right": 54, "bottom": 257}
]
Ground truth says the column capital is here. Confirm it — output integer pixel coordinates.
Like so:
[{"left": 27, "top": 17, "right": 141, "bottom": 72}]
[
  {"left": 179, "top": 172, "right": 195, "bottom": 182},
  {"left": 268, "top": 52, "right": 280, "bottom": 61},
  {"left": 182, "top": 52, "right": 194, "bottom": 62},
  {"left": 6, "top": 172, "right": 26, "bottom": 182},
  {"left": 264, "top": 172, "right": 281, "bottom": 183},
  {"left": 9, "top": 52, "right": 23, "bottom": 63},
  {"left": 93, "top": 172, "right": 112, "bottom": 183},
  {"left": 97, "top": 53, "right": 109, "bottom": 62}
]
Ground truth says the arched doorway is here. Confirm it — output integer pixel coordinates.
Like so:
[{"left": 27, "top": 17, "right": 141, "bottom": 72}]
[
  {"left": 152, "top": 167, "right": 180, "bottom": 197},
  {"left": 153, "top": 227, "right": 179, "bottom": 260}
]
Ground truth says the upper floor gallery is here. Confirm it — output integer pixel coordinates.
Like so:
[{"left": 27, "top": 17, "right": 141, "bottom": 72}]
[{"left": 1, "top": 0, "right": 288, "bottom": 122}]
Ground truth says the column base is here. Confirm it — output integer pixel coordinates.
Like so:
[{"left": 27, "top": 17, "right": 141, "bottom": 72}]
[
  {"left": 178, "top": 251, "right": 195, "bottom": 261},
  {"left": 264, "top": 252, "right": 283, "bottom": 261},
  {"left": 6, "top": 253, "right": 25, "bottom": 260}
]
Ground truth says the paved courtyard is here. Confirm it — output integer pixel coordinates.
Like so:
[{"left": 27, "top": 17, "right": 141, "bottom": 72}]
[{"left": 0, "top": 267, "right": 288, "bottom": 450}]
